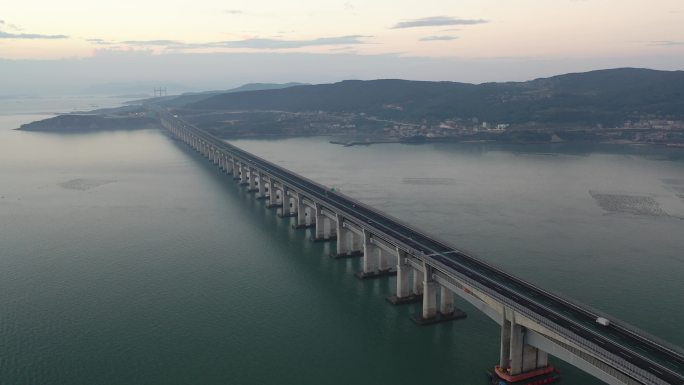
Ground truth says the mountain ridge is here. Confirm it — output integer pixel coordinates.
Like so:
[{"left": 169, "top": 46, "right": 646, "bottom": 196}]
[{"left": 180, "top": 68, "right": 684, "bottom": 126}]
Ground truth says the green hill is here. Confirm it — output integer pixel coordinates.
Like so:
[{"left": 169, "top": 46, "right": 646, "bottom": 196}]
[{"left": 184, "top": 68, "right": 684, "bottom": 126}]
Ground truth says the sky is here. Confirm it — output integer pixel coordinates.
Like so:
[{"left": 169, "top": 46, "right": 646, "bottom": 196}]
[{"left": 1, "top": 0, "right": 683, "bottom": 95}]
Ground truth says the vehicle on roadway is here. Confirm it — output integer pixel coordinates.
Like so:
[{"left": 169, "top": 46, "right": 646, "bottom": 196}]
[{"left": 596, "top": 317, "right": 611, "bottom": 326}]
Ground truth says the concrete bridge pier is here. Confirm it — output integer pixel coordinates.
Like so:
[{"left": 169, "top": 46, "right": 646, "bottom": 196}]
[
  {"left": 239, "top": 164, "right": 248, "bottom": 185},
  {"left": 247, "top": 169, "right": 259, "bottom": 192},
  {"left": 282, "top": 196, "right": 296, "bottom": 217},
  {"left": 267, "top": 185, "right": 282, "bottom": 208},
  {"left": 496, "top": 310, "right": 553, "bottom": 383},
  {"left": 278, "top": 187, "right": 297, "bottom": 217},
  {"left": 292, "top": 197, "right": 311, "bottom": 229},
  {"left": 255, "top": 172, "right": 267, "bottom": 199},
  {"left": 387, "top": 248, "right": 422, "bottom": 304},
  {"left": 232, "top": 160, "right": 240, "bottom": 180},
  {"left": 412, "top": 268, "right": 423, "bottom": 296},
  {"left": 331, "top": 218, "right": 363, "bottom": 258},
  {"left": 225, "top": 157, "right": 234, "bottom": 174},
  {"left": 411, "top": 265, "right": 467, "bottom": 325},
  {"left": 356, "top": 231, "right": 397, "bottom": 279},
  {"left": 312, "top": 204, "right": 336, "bottom": 242}
]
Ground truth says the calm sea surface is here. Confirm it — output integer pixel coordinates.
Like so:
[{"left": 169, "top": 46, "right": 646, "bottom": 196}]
[{"left": 1, "top": 97, "right": 683, "bottom": 385}]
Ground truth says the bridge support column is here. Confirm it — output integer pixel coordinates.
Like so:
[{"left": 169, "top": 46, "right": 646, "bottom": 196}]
[
  {"left": 332, "top": 220, "right": 363, "bottom": 258},
  {"left": 312, "top": 204, "right": 328, "bottom": 241},
  {"left": 500, "top": 314, "right": 512, "bottom": 369},
  {"left": 493, "top": 310, "right": 554, "bottom": 383},
  {"left": 256, "top": 172, "right": 266, "bottom": 199},
  {"left": 268, "top": 186, "right": 282, "bottom": 208},
  {"left": 239, "top": 164, "right": 247, "bottom": 185},
  {"left": 293, "top": 198, "right": 309, "bottom": 228},
  {"left": 411, "top": 265, "right": 465, "bottom": 325},
  {"left": 351, "top": 231, "right": 363, "bottom": 252},
  {"left": 278, "top": 187, "right": 296, "bottom": 217},
  {"left": 510, "top": 323, "right": 525, "bottom": 375},
  {"left": 231, "top": 159, "right": 239, "bottom": 179},
  {"left": 387, "top": 248, "right": 421, "bottom": 304},
  {"left": 248, "top": 168, "right": 259, "bottom": 192},
  {"left": 440, "top": 286, "right": 454, "bottom": 315},
  {"left": 412, "top": 268, "right": 423, "bottom": 295},
  {"left": 396, "top": 249, "right": 410, "bottom": 297},
  {"left": 417, "top": 264, "right": 438, "bottom": 321},
  {"left": 378, "top": 248, "right": 389, "bottom": 271},
  {"left": 334, "top": 219, "right": 350, "bottom": 255},
  {"left": 356, "top": 231, "right": 396, "bottom": 279},
  {"left": 359, "top": 230, "right": 377, "bottom": 276}
]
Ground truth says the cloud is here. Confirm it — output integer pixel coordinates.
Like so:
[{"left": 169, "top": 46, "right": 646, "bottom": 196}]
[
  {"left": 155, "top": 35, "right": 371, "bottom": 50},
  {"left": 420, "top": 35, "right": 459, "bottom": 42},
  {"left": 0, "top": 19, "right": 63, "bottom": 38},
  {"left": 121, "top": 39, "right": 183, "bottom": 46},
  {"left": 391, "top": 16, "right": 487, "bottom": 29},
  {"left": 0, "top": 20, "right": 20, "bottom": 30},
  {"left": 0, "top": 31, "right": 68, "bottom": 39},
  {"left": 87, "top": 38, "right": 114, "bottom": 45},
  {"left": 215, "top": 35, "right": 369, "bottom": 49},
  {"left": 329, "top": 46, "right": 357, "bottom": 52},
  {"left": 649, "top": 40, "right": 684, "bottom": 46}
]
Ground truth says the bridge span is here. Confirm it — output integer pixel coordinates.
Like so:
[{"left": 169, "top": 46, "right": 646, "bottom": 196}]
[{"left": 154, "top": 107, "right": 684, "bottom": 385}]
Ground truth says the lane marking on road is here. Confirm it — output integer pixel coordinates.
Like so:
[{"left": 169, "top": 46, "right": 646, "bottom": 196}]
[
  {"left": 425, "top": 250, "right": 460, "bottom": 257},
  {"left": 648, "top": 366, "right": 663, "bottom": 375}
]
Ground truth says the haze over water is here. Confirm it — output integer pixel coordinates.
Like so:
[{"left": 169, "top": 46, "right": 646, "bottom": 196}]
[{"left": 1, "top": 98, "right": 683, "bottom": 385}]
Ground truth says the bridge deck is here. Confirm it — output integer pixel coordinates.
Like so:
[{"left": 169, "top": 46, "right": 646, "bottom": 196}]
[{"left": 156, "top": 108, "right": 684, "bottom": 385}]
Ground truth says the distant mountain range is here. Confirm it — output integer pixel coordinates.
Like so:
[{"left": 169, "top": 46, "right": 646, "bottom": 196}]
[{"left": 171, "top": 68, "right": 684, "bottom": 127}]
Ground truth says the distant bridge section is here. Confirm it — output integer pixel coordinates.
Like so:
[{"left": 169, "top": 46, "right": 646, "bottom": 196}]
[{"left": 153, "top": 106, "right": 684, "bottom": 385}]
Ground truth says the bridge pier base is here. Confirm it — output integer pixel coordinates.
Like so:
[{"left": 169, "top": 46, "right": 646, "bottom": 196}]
[
  {"left": 411, "top": 265, "right": 466, "bottom": 325},
  {"left": 494, "top": 309, "right": 556, "bottom": 383}
]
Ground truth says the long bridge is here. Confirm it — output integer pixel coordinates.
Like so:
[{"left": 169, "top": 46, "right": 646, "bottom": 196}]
[{"left": 153, "top": 106, "right": 684, "bottom": 385}]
